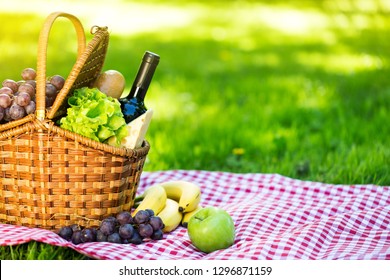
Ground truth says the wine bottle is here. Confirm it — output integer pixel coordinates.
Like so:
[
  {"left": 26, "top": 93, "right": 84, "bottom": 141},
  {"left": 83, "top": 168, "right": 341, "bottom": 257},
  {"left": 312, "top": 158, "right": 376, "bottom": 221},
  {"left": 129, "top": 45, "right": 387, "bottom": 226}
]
[{"left": 119, "top": 51, "right": 160, "bottom": 123}]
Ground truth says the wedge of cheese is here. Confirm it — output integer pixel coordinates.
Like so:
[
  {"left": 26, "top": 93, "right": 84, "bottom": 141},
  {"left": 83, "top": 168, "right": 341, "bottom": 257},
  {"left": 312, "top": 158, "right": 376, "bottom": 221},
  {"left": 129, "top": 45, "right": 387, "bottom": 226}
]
[{"left": 121, "top": 109, "right": 153, "bottom": 149}]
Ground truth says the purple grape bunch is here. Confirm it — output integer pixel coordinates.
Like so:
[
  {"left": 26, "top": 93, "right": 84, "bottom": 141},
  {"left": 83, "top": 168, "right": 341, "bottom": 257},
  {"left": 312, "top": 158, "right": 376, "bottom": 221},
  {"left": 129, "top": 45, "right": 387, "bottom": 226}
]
[
  {"left": 57, "top": 209, "right": 165, "bottom": 245},
  {"left": 0, "top": 67, "right": 65, "bottom": 122}
]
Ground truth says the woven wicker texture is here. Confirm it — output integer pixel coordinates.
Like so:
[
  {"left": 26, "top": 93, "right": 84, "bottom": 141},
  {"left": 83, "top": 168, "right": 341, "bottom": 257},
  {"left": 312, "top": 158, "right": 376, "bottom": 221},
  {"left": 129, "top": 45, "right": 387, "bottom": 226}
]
[{"left": 0, "top": 12, "right": 150, "bottom": 230}]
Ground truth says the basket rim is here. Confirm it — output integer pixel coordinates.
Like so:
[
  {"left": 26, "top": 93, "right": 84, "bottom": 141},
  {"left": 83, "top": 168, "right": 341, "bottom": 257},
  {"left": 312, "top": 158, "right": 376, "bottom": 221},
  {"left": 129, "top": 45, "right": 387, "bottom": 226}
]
[{"left": 0, "top": 118, "right": 150, "bottom": 158}]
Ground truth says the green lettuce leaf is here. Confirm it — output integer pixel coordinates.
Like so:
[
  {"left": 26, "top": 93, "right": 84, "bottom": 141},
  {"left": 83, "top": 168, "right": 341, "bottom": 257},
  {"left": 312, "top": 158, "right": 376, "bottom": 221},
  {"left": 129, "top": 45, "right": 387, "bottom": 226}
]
[{"left": 59, "top": 87, "right": 128, "bottom": 146}]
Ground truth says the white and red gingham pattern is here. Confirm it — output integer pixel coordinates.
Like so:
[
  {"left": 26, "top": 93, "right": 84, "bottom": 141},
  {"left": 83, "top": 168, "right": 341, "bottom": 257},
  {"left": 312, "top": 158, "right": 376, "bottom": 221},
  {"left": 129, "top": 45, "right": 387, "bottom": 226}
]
[{"left": 1, "top": 170, "right": 389, "bottom": 259}]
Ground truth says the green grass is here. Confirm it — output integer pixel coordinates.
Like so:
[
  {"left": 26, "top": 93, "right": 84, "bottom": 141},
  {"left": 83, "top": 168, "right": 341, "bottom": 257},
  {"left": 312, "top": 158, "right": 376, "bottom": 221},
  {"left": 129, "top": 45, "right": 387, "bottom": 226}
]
[{"left": 1, "top": 0, "right": 390, "bottom": 259}]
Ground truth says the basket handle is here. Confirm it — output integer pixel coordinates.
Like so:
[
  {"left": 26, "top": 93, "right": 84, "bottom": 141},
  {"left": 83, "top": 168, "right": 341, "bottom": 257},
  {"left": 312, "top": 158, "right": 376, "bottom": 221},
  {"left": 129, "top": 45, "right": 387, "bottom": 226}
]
[{"left": 35, "top": 12, "right": 86, "bottom": 120}]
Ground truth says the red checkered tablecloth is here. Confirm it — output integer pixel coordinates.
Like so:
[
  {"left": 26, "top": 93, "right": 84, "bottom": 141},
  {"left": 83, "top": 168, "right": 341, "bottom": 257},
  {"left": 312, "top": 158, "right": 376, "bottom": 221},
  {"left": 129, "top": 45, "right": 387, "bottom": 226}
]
[{"left": 1, "top": 170, "right": 389, "bottom": 260}]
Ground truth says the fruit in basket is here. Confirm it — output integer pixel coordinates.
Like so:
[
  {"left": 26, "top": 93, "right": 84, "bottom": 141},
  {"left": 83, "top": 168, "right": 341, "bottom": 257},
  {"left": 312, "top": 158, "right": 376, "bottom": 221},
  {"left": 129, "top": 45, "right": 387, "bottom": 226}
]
[
  {"left": 56, "top": 209, "right": 165, "bottom": 245},
  {"left": 0, "top": 87, "right": 14, "bottom": 97},
  {"left": 160, "top": 180, "right": 202, "bottom": 213},
  {"left": 21, "top": 67, "right": 37, "bottom": 80},
  {"left": 45, "top": 82, "right": 58, "bottom": 97},
  {"left": 2, "top": 79, "right": 18, "bottom": 93},
  {"left": 187, "top": 206, "right": 235, "bottom": 253},
  {"left": 24, "top": 101, "right": 36, "bottom": 115},
  {"left": 14, "top": 92, "right": 31, "bottom": 107},
  {"left": 0, "top": 67, "right": 65, "bottom": 123},
  {"left": 9, "top": 103, "right": 26, "bottom": 120},
  {"left": 3, "top": 108, "right": 11, "bottom": 122},
  {"left": 0, "top": 93, "right": 12, "bottom": 108},
  {"left": 0, "top": 107, "right": 4, "bottom": 121},
  {"left": 93, "top": 69, "right": 126, "bottom": 99},
  {"left": 25, "top": 79, "right": 36, "bottom": 90},
  {"left": 50, "top": 75, "right": 65, "bottom": 90},
  {"left": 18, "top": 83, "right": 36, "bottom": 99}
]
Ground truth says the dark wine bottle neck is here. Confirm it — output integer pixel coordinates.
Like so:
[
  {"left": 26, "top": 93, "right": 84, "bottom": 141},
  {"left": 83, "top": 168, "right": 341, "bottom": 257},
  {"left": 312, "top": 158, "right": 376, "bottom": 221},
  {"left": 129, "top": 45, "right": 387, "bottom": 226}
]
[
  {"left": 129, "top": 86, "right": 146, "bottom": 101},
  {"left": 125, "top": 51, "right": 159, "bottom": 101}
]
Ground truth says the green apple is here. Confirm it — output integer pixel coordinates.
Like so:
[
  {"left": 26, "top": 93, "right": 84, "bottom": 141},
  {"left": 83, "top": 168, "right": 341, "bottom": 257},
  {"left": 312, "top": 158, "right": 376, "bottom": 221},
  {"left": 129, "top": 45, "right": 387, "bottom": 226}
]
[{"left": 187, "top": 206, "right": 235, "bottom": 253}]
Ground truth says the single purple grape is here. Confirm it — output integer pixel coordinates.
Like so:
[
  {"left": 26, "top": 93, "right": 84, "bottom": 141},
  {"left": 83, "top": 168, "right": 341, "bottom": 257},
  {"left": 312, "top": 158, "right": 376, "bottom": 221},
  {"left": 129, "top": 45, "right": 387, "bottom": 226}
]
[
  {"left": 0, "top": 93, "right": 12, "bottom": 108},
  {"left": 149, "top": 216, "right": 164, "bottom": 231},
  {"left": 145, "top": 209, "right": 155, "bottom": 217},
  {"left": 50, "top": 75, "right": 65, "bottom": 90},
  {"left": 24, "top": 80, "right": 36, "bottom": 90},
  {"left": 0, "top": 107, "right": 4, "bottom": 121},
  {"left": 128, "top": 231, "right": 143, "bottom": 244},
  {"left": 118, "top": 224, "right": 135, "bottom": 239},
  {"left": 151, "top": 229, "right": 164, "bottom": 240},
  {"left": 45, "top": 82, "right": 57, "bottom": 97},
  {"left": 0, "top": 86, "right": 13, "bottom": 96},
  {"left": 18, "top": 83, "right": 35, "bottom": 98},
  {"left": 58, "top": 226, "right": 73, "bottom": 241},
  {"left": 99, "top": 219, "right": 117, "bottom": 236},
  {"left": 3, "top": 107, "right": 12, "bottom": 122},
  {"left": 9, "top": 104, "right": 26, "bottom": 120},
  {"left": 21, "top": 68, "right": 36, "bottom": 80},
  {"left": 107, "top": 232, "right": 122, "bottom": 244},
  {"left": 116, "top": 211, "right": 133, "bottom": 225},
  {"left": 15, "top": 92, "right": 31, "bottom": 107},
  {"left": 138, "top": 223, "right": 153, "bottom": 238},
  {"left": 70, "top": 224, "right": 82, "bottom": 232},
  {"left": 80, "top": 228, "right": 97, "bottom": 243},
  {"left": 71, "top": 230, "right": 83, "bottom": 244},
  {"left": 24, "top": 100, "right": 36, "bottom": 115},
  {"left": 2, "top": 79, "right": 18, "bottom": 94},
  {"left": 134, "top": 210, "right": 150, "bottom": 224},
  {"left": 96, "top": 230, "right": 107, "bottom": 242}
]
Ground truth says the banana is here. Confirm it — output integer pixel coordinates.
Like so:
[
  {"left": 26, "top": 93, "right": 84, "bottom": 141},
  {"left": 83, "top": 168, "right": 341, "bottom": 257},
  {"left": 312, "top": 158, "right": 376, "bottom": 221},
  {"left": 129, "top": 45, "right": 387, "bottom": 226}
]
[
  {"left": 181, "top": 205, "right": 203, "bottom": 228},
  {"left": 160, "top": 180, "right": 201, "bottom": 213},
  {"left": 157, "top": 198, "right": 183, "bottom": 233},
  {"left": 132, "top": 184, "right": 167, "bottom": 216}
]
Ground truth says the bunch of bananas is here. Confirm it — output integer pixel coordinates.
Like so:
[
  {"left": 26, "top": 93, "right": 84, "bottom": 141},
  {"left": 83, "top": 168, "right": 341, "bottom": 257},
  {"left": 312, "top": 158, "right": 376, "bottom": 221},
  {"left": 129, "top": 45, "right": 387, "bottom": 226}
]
[{"left": 133, "top": 180, "right": 204, "bottom": 232}]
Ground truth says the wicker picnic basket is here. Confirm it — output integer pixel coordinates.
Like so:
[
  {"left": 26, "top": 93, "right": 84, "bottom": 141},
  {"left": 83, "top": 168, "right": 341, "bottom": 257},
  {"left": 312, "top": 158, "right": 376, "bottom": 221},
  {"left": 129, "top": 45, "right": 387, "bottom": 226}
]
[{"left": 0, "top": 12, "right": 150, "bottom": 231}]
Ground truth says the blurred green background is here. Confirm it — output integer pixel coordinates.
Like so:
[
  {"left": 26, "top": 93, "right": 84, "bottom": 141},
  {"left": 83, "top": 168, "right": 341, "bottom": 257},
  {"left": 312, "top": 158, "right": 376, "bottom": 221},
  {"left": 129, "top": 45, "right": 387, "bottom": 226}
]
[
  {"left": 1, "top": 0, "right": 390, "bottom": 260},
  {"left": 1, "top": 0, "right": 389, "bottom": 185},
  {"left": 1, "top": 0, "right": 389, "bottom": 183}
]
